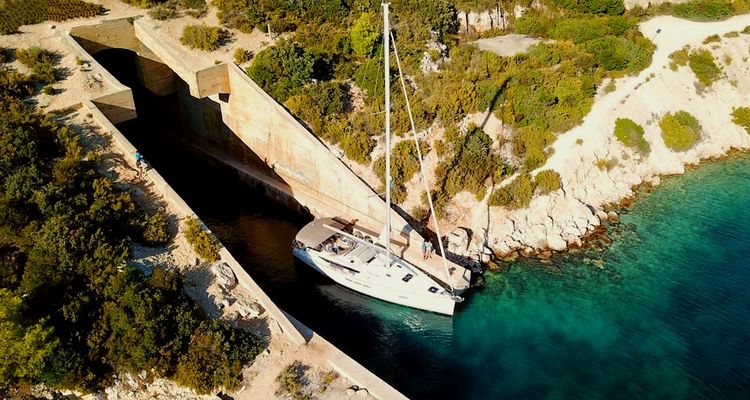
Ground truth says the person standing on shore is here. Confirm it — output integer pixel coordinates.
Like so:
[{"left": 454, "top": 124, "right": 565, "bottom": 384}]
[{"left": 135, "top": 151, "right": 145, "bottom": 178}]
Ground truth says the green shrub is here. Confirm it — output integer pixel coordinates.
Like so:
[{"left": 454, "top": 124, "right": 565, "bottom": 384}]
[
  {"left": 688, "top": 49, "right": 721, "bottom": 86},
  {"left": 613, "top": 117, "right": 649, "bottom": 154},
  {"left": 659, "top": 111, "right": 702, "bottom": 151},
  {"left": 437, "top": 125, "right": 498, "bottom": 197},
  {"left": 350, "top": 12, "right": 380, "bottom": 58},
  {"left": 552, "top": 0, "right": 625, "bottom": 15},
  {"left": 488, "top": 172, "right": 537, "bottom": 209},
  {"left": 514, "top": 11, "right": 554, "bottom": 37},
  {"left": 373, "top": 140, "right": 423, "bottom": 199},
  {"left": 284, "top": 81, "right": 348, "bottom": 138},
  {"left": 702, "top": 34, "right": 721, "bottom": 44},
  {"left": 731, "top": 107, "right": 750, "bottom": 134},
  {"left": 276, "top": 361, "right": 309, "bottom": 399},
  {"left": 149, "top": 3, "right": 179, "bottom": 21},
  {"left": 233, "top": 48, "right": 253, "bottom": 64},
  {"left": 247, "top": 40, "right": 315, "bottom": 102},
  {"left": 669, "top": 46, "right": 690, "bottom": 70},
  {"left": 175, "top": 320, "right": 263, "bottom": 395},
  {"left": 550, "top": 16, "right": 635, "bottom": 44},
  {"left": 140, "top": 211, "right": 172, "bottom": 246},
  {"left": 0, "top": 48, "right": 9, "bottom": 64},
  {"left": 523, "top": 147, "right": 547, "bottom": 170},
  {"left": 723, "top": 31, "right": 740, "bottom": 38},
  {"left": 184, "top": 217, "right": 220, "bottom": 261},
  {"left": 743, "top": 25, "right": 750, "bottom": 34},
  {"left": 341, "top": 130, "right": 375, "bottom": 164},
  {"left": 672, "top": 0, "right": 733, "bottom": 21},
  {"left": 180, "top": 24, "right": 230, "bottom": 51},
  {"left": 354, "top": 58, "right": 383, "bottom": 99},
  {"left": 535, "top": 169, "right": 561, "bottom": 194},
  {"left": 585, "top": 35, "right": 653, "bottom": 72}
]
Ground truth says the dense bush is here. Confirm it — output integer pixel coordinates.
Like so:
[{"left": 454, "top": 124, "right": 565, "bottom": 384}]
[
  {"left": 523, "top": 147, "right": 547, "bottom": 170},
  {"left": 731, "top": 107, "right": 750, "bottom": 134},
  {"left": 613, "top": 117, "right": 649, "bottom": 154},
  {"left": 514, "top": 11, "right": 554, "bottom": 37},
  {"left": 340, "top": 130, "right": 376, "bottom": 164},
  {"left": 535, "top": 169, "right": 561, "bottom": 194},
  {"left": 175, "top": 320, "right": 263, "bottom": 394},
  {"left": 179, "top": 24, "right": 230, "bottom": 51},
  {"left": 233, "top": 48, "right": 253, "bottom": 64},
  {"left": 585, "top": 35, "right": 653, "bottom": 72},
  {"left": 488, "top": 172, "right": 537, "bottom": 209},
  {"left": 139, "top": 211, "right": 172, "bottom": 246},
  {"left": 553, "top": 0, "right": 626, "bottom": 15},
  {"left": 248, "top": 40, "right": 316, "bottom": 102},
  {"left": 284, "top": 81, "right": 348, "bottom": 138},
  {"left": 184, "top": 217, "right": 220, "bottom": 261},
  {"left": 672, "top": 0, "right": 733, "bottom": 21},
  {"left": 351, "top": 12, "right": 380, "bottom": 58},
  {"left": 659, "top": 111, "right": 702, "bottom": 151},
  {"left": 436, "top": 125, "right": 499, "bottom": 197},
  {"left": 688, "top": 49, "right": 722, "bottom": 85},
  {"left": 374, "top": 140, "right": 423, "bottom": 204},
  {"left": 550, "top": 16, "right": 635, "bottom": 44}
]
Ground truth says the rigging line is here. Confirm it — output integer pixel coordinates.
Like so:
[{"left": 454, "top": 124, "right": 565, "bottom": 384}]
[{"left": 389, "top": 28, "right": 454, "bottom": 294}]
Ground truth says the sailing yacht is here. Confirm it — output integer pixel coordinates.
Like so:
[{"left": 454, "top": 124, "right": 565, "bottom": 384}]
[{"left": 292, "top": 4, "right": 464, "bottom": 316}]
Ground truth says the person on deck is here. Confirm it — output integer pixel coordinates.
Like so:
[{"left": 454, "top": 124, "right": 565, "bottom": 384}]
[
  {"left": 135, "top": 151, "right": 145, "bottom": 178},
  {"left": 422, "top": 240, "right": 433, "bottom": 259}
]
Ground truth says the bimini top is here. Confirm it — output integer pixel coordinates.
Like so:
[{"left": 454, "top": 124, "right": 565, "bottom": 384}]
[{"left": 295, "top": 218, "right": 346, "bottom": 248}]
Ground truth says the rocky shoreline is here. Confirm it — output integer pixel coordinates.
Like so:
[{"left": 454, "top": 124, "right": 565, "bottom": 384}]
[{"left": 440, "top": 15, "right": 750, "bottom": 267}]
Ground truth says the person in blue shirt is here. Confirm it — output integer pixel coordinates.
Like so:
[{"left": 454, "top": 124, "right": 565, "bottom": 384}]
[{"left": 135, "top": 151, "right": 145, "bottom": 178}]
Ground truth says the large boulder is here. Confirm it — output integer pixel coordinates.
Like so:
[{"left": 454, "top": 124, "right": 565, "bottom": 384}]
[{"left": 211, "top": 262, "right": 237, "bottom": 288}]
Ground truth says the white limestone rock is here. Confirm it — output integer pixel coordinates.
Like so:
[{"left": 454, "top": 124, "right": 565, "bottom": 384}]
[{"left": 211, "top": 262, "right": 237, "bottom": 288}]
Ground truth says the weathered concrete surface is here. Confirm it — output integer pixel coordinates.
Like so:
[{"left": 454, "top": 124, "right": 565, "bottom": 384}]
[{"left": 59, "top": 29, "right": 136, "bottom": 123}]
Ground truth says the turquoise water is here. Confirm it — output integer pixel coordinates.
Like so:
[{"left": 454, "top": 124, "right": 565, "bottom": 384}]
[{"left": 397, "top": 154, "right": 750, "bottom": 399}]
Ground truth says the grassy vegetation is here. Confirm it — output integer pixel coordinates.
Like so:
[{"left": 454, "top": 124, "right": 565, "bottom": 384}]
[
  {"left": 702, "top": 34, "right": 721, "bottom": 44},
  {"left": 0, "top": 62, "right": 262, "bottom": 396},
  {"left": 233, "top": 48, "right": 253, "bottom": 64},
  {"left": 0, "top": 0, "right": 106, "bottom": 34},
  {"left": 16, "top": 47, "right": 61, "bottom": 85},
  {"left": 671, "top": 0, "right": 734, "bottom": 21},
  {"left": 688, "top": 48, "right": 722, "bottom": 86},
  {"left": 613, "top": 117, "right": 649, "bottom": 154},
  {"left": 184, "top": 217, "right": 220, "bottom": 261},
  {"left": 659, "top": 111, "right": 702, "bottom": 151},
  {"left": 731, "top": 107, "right": 750, "bottom": 134},
  {"left": 535, "top": 169, "right": 561, "bottom": 194},
  {"left": 179, "top": 24, "right": 230, "bottom": 51},
  {"left": 276, "top": 361, "right": 309, "bottom": 400}
]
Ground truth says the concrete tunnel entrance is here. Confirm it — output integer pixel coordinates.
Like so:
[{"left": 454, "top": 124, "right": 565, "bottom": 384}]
[{"left": 90, "top": 46, "right": 310, "bottom": 216}]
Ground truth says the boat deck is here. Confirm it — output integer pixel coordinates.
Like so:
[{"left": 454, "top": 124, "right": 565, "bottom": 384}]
[{"left": 353, "top": 224, "right": 472, "bottom": 293}]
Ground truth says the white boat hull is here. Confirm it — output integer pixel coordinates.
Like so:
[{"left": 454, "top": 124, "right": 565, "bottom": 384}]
[{"left": 293, "top": 248, "right": 456, "bottom": 316}]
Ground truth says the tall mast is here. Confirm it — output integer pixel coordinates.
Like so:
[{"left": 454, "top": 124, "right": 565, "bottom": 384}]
[{"left": 382, "top": 2, "right": 392, "bottom": 265}]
